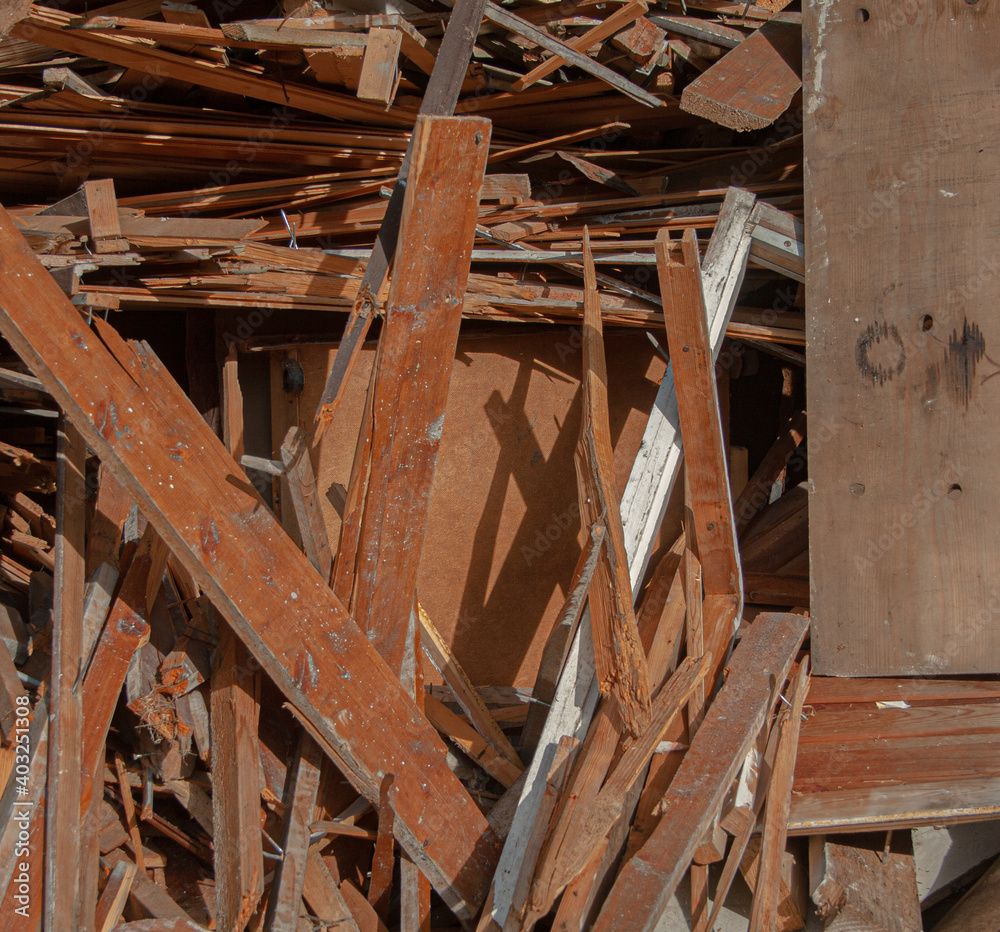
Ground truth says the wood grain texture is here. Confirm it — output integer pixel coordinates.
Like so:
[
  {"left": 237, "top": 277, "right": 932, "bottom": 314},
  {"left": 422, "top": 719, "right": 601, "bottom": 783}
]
[
  {"left": 353, "top": 115, "right": 489, "bottom": 676},
  {"left": 576, "top": 229, "right": 651, "bottom": 735},
  {"left": 805, "top": 0, "right": 1000, "bottom": 674},
  {"left": 681, "top": 20, "right": 801, "bottom": 131},
  {"left": 593, "top": 612, "right": 809, "bottom": 932},
  {"left": 45, "top": 420, "right": 86, "bottom": 932},
  {"left": 0, "top": 206, "right": 498, "bottom": 921},
  {"left": 211, "top": 627, "right": 264, "bottom": 932}
]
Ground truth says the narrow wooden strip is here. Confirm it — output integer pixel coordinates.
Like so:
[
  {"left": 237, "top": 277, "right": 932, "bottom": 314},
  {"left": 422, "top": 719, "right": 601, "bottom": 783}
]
[
  {"left": 45, "top": 419, "right": 86, "bottom": 931},
  {"left": 748, "top": 658, "right": 810, "bottom": 932},
  {"left": 512, "top": 1, "right": 648, "bottom": 91},
  {"left": 280, "top": 426, "right": 333, "bottom": 583},
  {"left": 368, "top": 773, "right": 396, "bottom": 922},
  {"left": 418, "top": 602, "right": 523, "bottom": 769},
  {"left": 211, "top": 626, "right": 264, "bottom": 932},
  {"left": 94, "top": 858, "right": 135, "bottom": 932},
  {"left": 593, "top": 612, "right": 809, "bottom": 932},
  {"left": 113, "top": 751, "right": 146, "bottom": 875},
  {"left": 264, "top": 733, "right": 324, "bottom": 932},
  {"left": 576, "top": 228, "right": 650, "bottom": 735},
  {"left": 483, "top": 2, "right": 663, "bottom": 108}
]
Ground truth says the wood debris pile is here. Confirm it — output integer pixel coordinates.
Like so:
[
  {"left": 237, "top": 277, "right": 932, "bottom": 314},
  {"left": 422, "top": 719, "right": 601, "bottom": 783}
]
[{"left": 0, "top": 2, "right": 995, "bottom": 932}]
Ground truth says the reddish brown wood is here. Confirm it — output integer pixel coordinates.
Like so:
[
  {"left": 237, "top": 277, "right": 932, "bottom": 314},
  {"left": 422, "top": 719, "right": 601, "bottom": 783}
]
[{"left": 0, "top": 204, "right": 498, "bottom": 921}]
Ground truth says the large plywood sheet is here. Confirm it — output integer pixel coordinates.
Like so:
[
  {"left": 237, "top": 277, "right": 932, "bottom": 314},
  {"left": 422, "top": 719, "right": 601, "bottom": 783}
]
[{"left": 805, "top": 0, "right": 1000, "bottom": 674}]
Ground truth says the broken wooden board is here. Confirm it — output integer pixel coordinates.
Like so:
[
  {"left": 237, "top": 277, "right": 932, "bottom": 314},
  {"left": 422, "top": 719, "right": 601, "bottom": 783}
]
[
  {"left": 593, "top": 611, "right": 809, "bottom": 932},
  {"left": 0, "top": 206, "right": 498, "bottom": 922},
  {"left": 808, "top": 834, "right": 921, "bottom": 932},
  {"left": 681, "top": 21, "right": 801, "bottom": 131},
  {"left": 805, "top": 0, "right": 1000, "bottom": 674}
]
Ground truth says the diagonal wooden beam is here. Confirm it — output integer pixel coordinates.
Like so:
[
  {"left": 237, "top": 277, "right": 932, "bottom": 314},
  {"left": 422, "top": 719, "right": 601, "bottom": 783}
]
[
  {"left": 593, "top": 612, "right": 809, "bottom": 932},
  {"left": 0, "top": 200, "right": 498, "bottom": 921}
]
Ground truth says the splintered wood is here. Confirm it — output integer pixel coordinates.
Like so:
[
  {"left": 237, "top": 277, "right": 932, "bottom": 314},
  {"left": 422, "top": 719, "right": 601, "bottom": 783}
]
[{"left": 0, "top": 1, "right": 987, "bottom": 931}]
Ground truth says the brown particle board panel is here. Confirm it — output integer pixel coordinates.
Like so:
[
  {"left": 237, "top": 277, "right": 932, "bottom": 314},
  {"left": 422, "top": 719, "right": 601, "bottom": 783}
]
[{"left": 804, "top": 0, "right": 1000, "bottom": 674}]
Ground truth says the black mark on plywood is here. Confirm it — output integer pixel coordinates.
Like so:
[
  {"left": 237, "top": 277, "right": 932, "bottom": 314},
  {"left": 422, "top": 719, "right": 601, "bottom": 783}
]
[
  {"left": 943, "top": 318, "right": 985, "bottom": 408},
  {"left": 856, "top": 321, "right": 905, "bottom": 385}
]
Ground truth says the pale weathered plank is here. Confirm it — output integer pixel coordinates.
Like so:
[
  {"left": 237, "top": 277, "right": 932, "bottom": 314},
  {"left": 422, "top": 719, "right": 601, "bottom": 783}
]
[{"left": 805, "top": 0, "right": 1000, "bottom": 674}]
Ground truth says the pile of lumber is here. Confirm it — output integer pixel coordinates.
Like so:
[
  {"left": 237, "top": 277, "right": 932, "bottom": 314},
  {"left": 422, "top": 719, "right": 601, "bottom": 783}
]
[{"left": 0, "top": 2, "right": 995, "bottom": 932}]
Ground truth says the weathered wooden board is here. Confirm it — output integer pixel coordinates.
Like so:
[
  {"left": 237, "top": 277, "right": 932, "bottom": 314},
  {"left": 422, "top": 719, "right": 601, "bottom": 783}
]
[
  {"left": 789, "top": 690, "right": 1000, "bottom": 834},
  {"left": 0, "top": 203, "right": 498, "bottom": 921},
  {"left": 805, "top": 0, "right": 1000, "bottom": 673}
]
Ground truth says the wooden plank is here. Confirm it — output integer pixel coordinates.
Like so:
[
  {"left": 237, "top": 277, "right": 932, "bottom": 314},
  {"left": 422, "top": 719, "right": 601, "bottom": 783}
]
[
  {"left": 489, "top": 187, "right": 757, "bottom": 930},
  {"left": 511, "top": 1, "right": 648, "bottom": 91},
  {"left": 0, "top": 206, "right": 498, "bottom": 922},
  {"left": 312, "top": 0, "right": 490, "bottom": 438},
  {"left": 576, "top": 228, "right": 650, "bottom": 735},
  {"left": 418, "top": 603, "right": 522, "bottom": 769},
  {"left": 351, "top": 115, "right": 489, "bottom": 675},
  {"left": 804, "top": 0, "right": 1000, "bottom": 674},
  {"left": 593, "top": 612, "right": 809, "bottom": 932},
  {"left": 83, "top": 179, "right": 129, "bottom": 254},
  {"left": 211, "top": 626, "right": 264, "bottom": 932},
  {"left": 680, "top": 21, "right": 801, "bottom": 131},
  {"left": 748, "top": 659, "right": 809, "bottom": 932},
  {"left": 483, "top": 2, "right": 663, "bottom": 108},
  {"left": 94, "top": 858, "right": 135, "bottom": 932},
  {"left": 45, "top": 420, "right": 86, "bottom": 932},
  {"left": 113, "top": 750, "right": 146, "bottom": 875},
  {"left": 222, "top": 343, "right": 245, "bottom": 461},
  {"left": 619, "top": 187, "right": 756, "bottom": 590},
  {"left": 264, "top": 733, "right": 324, "bottom": 932},
  {"left": 302, "top": 847, "right": 363, "bottom": 932},
  {"left": 357, "top": 28, "right": 401, "bottom": 106},
  {"left": 368, "top": 774, "right": 396, "bottom": 922},
  {"left": 808, "top": 835, "right": 921, "bottom": 932},
  {"left": 656, "top": 228, "right": 741, "bottom": 601},
  {"left": 280, "top": 426, "right": 333, "bottom": 582},
  {"left": 80, "top": 525, "right": 164, "bottom": 818}
]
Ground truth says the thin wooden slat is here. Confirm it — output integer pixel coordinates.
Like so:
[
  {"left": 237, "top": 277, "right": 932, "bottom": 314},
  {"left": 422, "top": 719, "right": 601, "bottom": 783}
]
[
  {"left": 263, "top": 733, "right": 324, "bottom": 932},
  {"left": 0, "top": 201, "right": 497, "bottom": 923},
  {"left": 418, "top": 603, "right": 523, "bottom": 770},
  {"left": 45, "top": 420, "right": 86, "bottom": 931},
  {"left": 83, "top": 178, "right": 129, "bottom": 254},
  {"left": 511, "top": 1, "right": 648, "bottom": 92},
  {"left": 748, "top": 658, "right": 810, "bottom": 932},
  {"left": 368, "top": 774, "right": 396, "bottom": 922},
  {"left": 280, "top": 426, "right": 333, "bottom": 582},
  {"left": 593, "top": 612, "right": 809, "bottom": 932},
  {"left": 483, "top": 2, "right": 663, "bottom": 108},
  {"left": 576, "top": 228, "right": 651, "bottom": 735},
  {"left": 94, "top": 858, "right": 135, "bottom": 932}
]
